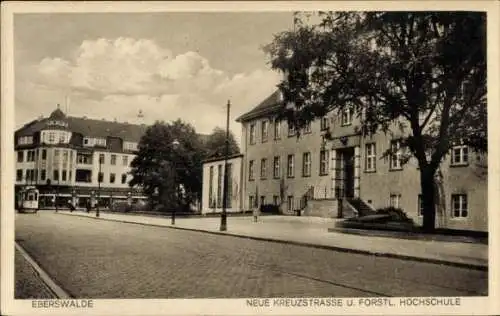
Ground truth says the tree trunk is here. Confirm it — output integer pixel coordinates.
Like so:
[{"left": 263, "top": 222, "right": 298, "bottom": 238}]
[{"left": 420, "top": 167, "right": 437, "bottom": 232}]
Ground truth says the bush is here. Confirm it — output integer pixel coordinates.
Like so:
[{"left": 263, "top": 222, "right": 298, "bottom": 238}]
[
  {"left": 375, "top": 207, "right": 413, "bottom": 223},
  {"left": 112, "top": 201, "right": 150, "bottom": 213},
  {"left": 259, "top": 204, "right": 280, "bottom": 214}
]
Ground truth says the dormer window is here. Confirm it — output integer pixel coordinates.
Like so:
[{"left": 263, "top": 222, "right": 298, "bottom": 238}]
[
  {"left": 18, "top": 136, "right": 33, "bottom": 145},
  {"left": 124, "top": 141, "right": 138, "bottom": 152},
  {"left": 95, "top": 138, "right": 106, "bottom": 147}
]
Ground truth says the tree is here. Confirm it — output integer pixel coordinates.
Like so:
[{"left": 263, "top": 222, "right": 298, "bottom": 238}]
[
  {"left": 204, "top": 127, "right": 240, "bottom": 159},
  {"left": 264, "top": 12, "right": 486, "bottom": 231},
  {"left": 129, "top": 120, "right": 205, "bottom": 212}
]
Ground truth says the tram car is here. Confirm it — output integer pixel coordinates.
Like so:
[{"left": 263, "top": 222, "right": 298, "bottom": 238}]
[{"left": 17, "top": 186, "right": 39, "bottom": 213}]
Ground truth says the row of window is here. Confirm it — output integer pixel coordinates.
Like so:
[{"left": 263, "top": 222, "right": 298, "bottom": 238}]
[
  {"left": 248, "top": 193, "right": 469, "bottom": 218},
  {"left": 208, "top": 163, "right": 233, "bottom": 208},
  {"left": 248, "top": 150, "right": 330, "bottom": 181},
  {"left": 246, "top": 141, "right": 469, "bottom": 180},
  {"left": 392, "top": 193, "right": 469, "bottom": 218},
  {"left": 248, "top": 108, "right": 355, "bottom": 145},
  {"left": 18, "top": 133, "right": 138, "bottom": 152},
  {"left": 16, "top": 168, "right": 130, "bottom": 184},
  {"left": 17, "top": 149, "right": 132, "bottom": 167}
]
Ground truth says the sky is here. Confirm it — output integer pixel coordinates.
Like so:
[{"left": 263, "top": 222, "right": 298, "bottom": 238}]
[{"left": 14, "top": 12, "right": 295, "bottom": 144}]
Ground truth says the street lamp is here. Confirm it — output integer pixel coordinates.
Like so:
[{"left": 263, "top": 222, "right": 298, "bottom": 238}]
[{"left": 171, "top": 139, "right": 180, "bottom": 225}]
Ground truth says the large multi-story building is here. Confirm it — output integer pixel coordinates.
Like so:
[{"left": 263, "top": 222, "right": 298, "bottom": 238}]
[
  {"left": 235, "top": 91, "right": 487, "bottom": 232},
  {"left": 14, "top": 106, "right": 148, "bottom": 209}
]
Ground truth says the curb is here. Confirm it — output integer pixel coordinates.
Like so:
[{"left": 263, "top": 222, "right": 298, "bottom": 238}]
[
  {"left": 58, "top": 212, "right": 488, "bottom": 272},
  {"left": 15, "top": 242, "right": 72, "bottom": 299}
]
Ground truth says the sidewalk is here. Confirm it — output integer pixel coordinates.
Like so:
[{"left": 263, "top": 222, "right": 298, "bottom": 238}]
[{"left": 57, "top": 210, "right": 488, "bottom": 270}]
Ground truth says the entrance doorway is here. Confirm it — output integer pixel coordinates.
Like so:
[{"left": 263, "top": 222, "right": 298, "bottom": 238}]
[{"left": 334, "top": 147, "right": 355, "bottom": 198}]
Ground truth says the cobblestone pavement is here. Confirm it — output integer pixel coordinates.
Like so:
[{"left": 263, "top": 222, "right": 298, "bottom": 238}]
[
  {"left": 15, "top": 212, "right": 487, "bottom": 299},
  {"left": 15, "top": 248, "right": 56, "bottom": 299}
]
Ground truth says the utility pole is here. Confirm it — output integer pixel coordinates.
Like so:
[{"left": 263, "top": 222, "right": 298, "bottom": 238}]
[
  {"left": 220, "top": 100, "right": 230, "bottom": 231},
  {"left": 96, "top": 157, "right": 101, "bottom": 217}
]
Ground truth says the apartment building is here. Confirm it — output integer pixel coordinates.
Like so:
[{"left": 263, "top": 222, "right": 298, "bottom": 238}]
[
  {"left": 14, "top": 106, "right": 148, "bottom": 209},
  {"left": 235, "top": 91, "right": 487, "bottom": 232}
]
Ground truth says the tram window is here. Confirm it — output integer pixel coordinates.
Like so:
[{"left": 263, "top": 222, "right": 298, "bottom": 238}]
[
  {"left": 28, "top": 193, "right": 34, "bottom": 201},
  {"left": 34, "top": 193, "right": 38, "bottom": 200}
]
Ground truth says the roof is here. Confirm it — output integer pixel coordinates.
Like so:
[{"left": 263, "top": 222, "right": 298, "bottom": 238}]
[
  {"left": 15, "top": 108, "right": 210, "bottom": 144},
  {"left": 235, "top": 90, "right": 284, "bottom": 122}
]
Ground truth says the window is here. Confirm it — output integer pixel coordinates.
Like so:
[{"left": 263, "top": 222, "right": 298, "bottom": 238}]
[
  {"left": 274, "top": 119, "right": 281, "bottom": 140},
  {"left": 287, "top": 121, "right": 296, "bottom": 136},
  {"left": 319, "top": 150, "right": 329, "bottom": 175},
  {"left": 303, "top": 122, "right": 312, "bottom": 134},
  {"left": 273, "top": 156, "right": 281, "bottom": 179},
  {"left": 42, "top": 149, "right": 47, "bottom": 160},
  {"left": 16, "top": 169, "right": 22, "bottom": 181},
  {"left": 260, "top": 196, "right": 266, "bottom": 206},
  {"left": 320, "top": 116, "right": 329, "bottom": 131},
  {"left": 365, "top": 143, "right": 376, "bottom": 172},
  {"left": 273, "top": 195, "right": 279, "bottom": 206},
  {"left": 53, "top": 170, "right": 59, "bottom": 181},
  {"left": 390, "top": 140, "right": 402, "bottom": 170},
  {"left": 77, "top": 153, "right": 92, "bottom": 164},
  {"left": 111, "top": 154, "right": 117, "bottom": 165},
  {"left": 287, "top": 195, "right": 294, "bottom": 212},
  {"left": 124, "top": 142, "right": 138, "bottom": 151},
  {"left": 260, "top": 158, "right": 267, "bottom": 179},
  {"left": 75, "top": 169, "right": 92, "bottom": 183},
  {"left": 341, "top": 106, "right": 353, "bottom": 126},
  {"left": 389, "top": 194, "right": 401, "bottom": 208},
  {"left": 99, "top": 154, "right": 105, "bottom": 164},
  {"left": 451, "top": 145, "right": 469, "bottom": 166},
  {"left": 249, "top": 123, "right": 256, "bottom": 145},
  {"left": 63, "top": 151, "right": 69, "bottom": 163},
  {"left": 17, "top": 151, "right": 23, "bottom": 163},
  {"left": 98, "top": 172, "right": 104, "bottom": 183},
  {"left": 302, "top": 152, "right": 311, "bottom": 177},
  {"left": 123, "top": 156, "right": 128, "bottom": 166},
  {"left": 110, "top": 173, "right": 116, "bottom": 183},
  {"left": 418, "top": 195, "right": 424, "bottom": 216},
  {"left": 18, "top": 136, "right": 33, "bottom": 145},
  {"left": 41, "top": 170, "right": 46, "bottom": 181},
  {"left": 217, "top": 165, "right": 222, "bottom": 207},
  {"left": 83, "top": 137, "right": 90, "bottom": 145},
  {"left": 69, "top": 171, "right": 72, "bottom": 181},
  {"left": 248, "top": 160, "right": 255, "bottom": 181},
  {"left": 261, "top": 120, "right": 269, "bottom": 142},
  {"left": 121, "top": 174, "right": 127, "bottom": 184},
  {"left": 209, "top": 166, "right": 214, "bottom": 207},
  {"left": 54, "top": 149, "right": 60, "bottom": 162},
  {"left": 452, "top": 194, "right": 468, "bottom": 218},
  {"left": 62, "top": 170, "right": 67, "bottom": 181},
  {"left": 48, "top": 132, "right": 56, "bottom": 143},
  {"left": 58, "top": 132, "right": 66, "bottom": 143},
  {"left": 287, "top": 154, "right": 295, "bottom": 178},
  {"left": 95, "top": 138, "right": 106, "bottom": 147},
  {"left": 249, "top": 195, "right": 255, "bottom": 209}
]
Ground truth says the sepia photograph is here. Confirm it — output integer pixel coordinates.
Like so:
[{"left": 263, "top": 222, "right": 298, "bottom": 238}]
[{"left": 1, "top": 1, "right": 498, "bottom": 315}]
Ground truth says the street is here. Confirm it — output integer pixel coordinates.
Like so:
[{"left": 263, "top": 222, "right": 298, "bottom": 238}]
[{"left": 15, "top": 212, "right": 487, "bottom": 299}]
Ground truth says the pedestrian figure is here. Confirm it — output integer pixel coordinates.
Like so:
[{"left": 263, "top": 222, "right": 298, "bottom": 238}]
[
  {"left": 86, "top": 200, "right": 90, "bottom": 213},
  {"left": 253, "top": 206, "right": 260, "bottom": 222}
]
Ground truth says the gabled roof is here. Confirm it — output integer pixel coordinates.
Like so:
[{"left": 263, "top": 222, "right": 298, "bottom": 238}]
[{"left": 235, "top": 90, "right": 284, "bottom": 122}]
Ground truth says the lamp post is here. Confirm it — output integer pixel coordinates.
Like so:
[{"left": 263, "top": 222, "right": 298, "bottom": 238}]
[
  {"left": 220, "top": 100, "right": 230, "bottom": 231},
  {"left": 55, "top": 172, "right": 59, "bottom": 212},
  {"left": 171, "top": 139, "right": 180, "bottom": 225},
  {"left": 96, "top": 156, "right": 102, "bottom": 218}
]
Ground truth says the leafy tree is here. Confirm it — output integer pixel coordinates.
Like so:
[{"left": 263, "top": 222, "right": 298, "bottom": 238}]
[
  {"left": 264, "top": 12, "right": 486, "bottom": 231},
  {"left": 205, "top": 127, "right": 240, "bottom": 159},
  {"left": 129, "top": 119, "right": 205, "bottom": 212}
]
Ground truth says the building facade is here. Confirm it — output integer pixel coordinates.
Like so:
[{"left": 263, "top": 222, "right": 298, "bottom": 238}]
[
  {"left": 235, "top": 91, "right": 487, "bottom": 232},
  {"left": 201, "top": 154, "right": 244, "bottom": 214},
  {"left": 14, "top": 106, "right": 148, "bottom": 209}
]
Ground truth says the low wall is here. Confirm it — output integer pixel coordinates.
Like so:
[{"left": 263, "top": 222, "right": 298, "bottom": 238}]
[{"left": 303, "top": 199, "right": 338, "bottom": 218}]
